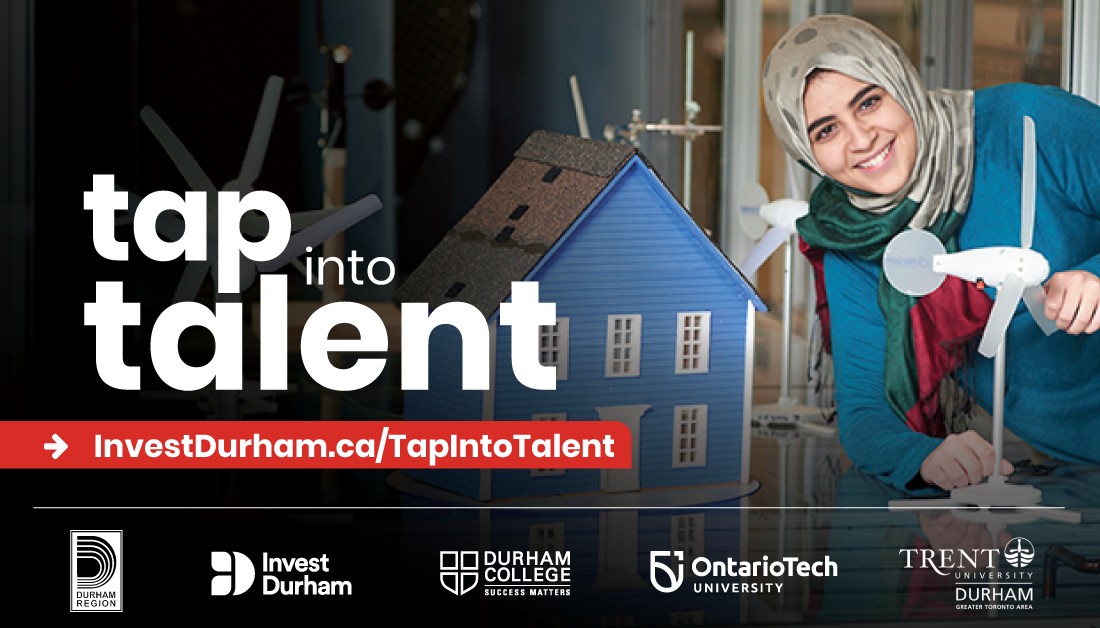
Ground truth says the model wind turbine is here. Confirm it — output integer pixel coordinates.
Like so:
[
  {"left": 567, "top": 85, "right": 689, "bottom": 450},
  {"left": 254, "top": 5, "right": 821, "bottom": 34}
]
[
  {"left": 118, "top": 75, "right": 377, "bottom": 303},
  {"left": 885, "top": 116, "right": 1076, "bottom": 522},
  {"left": 116, "top": 75, "right": 381, "bottom": 425},
  {"left": 738, "top": 162, "right": 835, "bottom": 439}
]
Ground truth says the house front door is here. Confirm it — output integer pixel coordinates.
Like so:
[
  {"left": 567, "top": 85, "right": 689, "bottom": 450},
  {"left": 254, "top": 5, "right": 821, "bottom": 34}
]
[{"left": 595, "top": 404, "right": 649, "bottom": 492}]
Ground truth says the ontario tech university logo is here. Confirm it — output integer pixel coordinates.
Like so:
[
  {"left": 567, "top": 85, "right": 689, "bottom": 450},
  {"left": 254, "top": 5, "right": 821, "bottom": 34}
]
[
  {"left": 650, "top": 550, "right": 837, "bottom": 594},
  {"left": 650, "top": 551, "right": 685, "bottom": 593},
  {"left": 70, "top": 530, "right": 123, "bottom": 611},
  {"left": 211, "top": 552, "right": 256, "bottom": 596}
]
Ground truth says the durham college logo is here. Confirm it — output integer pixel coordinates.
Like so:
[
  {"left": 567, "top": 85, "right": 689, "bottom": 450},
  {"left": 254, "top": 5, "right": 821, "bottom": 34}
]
[
  {"left": 440, "top": 551, "right": 479, "bottom": 595},
  {"left": 440, "top": 550, "right": 572, "bottom": 596},
  {"left": 70, "top": 530, "right": 122, "bottom": 611}
]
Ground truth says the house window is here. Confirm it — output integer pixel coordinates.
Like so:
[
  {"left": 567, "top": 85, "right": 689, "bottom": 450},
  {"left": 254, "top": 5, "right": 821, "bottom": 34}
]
[
  {"left": 532, "top": 414, "right": 566, "bottom": 477},
  {"left": 675, "top": 312, "right": 711, "bottom": 374},
  {"left": 670, "top": 513, "right": 705, "bottom": 566},
  {"left": 539, "top": 318, "right": 569, "bottom": 380},
  {"left": 530, "top": 522, "right": 565, "bottom": 553},
  {"left": 605, "top": 315, "right": 641, "bottom": 377},
  {"left": 672, "top": 405, "right": 707, "bottom": 467}
]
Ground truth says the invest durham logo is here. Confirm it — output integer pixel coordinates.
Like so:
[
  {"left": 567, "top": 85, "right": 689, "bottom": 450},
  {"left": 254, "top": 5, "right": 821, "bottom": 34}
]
[
  {"left": 71, "top": 531, "right": 123, "bottom": 612},
  {"left": 211, "top": 551, "right": 351, "bottom": 596}
]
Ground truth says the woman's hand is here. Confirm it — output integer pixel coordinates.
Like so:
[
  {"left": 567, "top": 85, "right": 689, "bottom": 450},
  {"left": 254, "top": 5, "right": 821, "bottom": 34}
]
[
  {"left": 1044, "top": 270, "right": 1100, "bottom": 334},
  {"left": 919, "top": 430, "right": 1013, "bottom": 491}
]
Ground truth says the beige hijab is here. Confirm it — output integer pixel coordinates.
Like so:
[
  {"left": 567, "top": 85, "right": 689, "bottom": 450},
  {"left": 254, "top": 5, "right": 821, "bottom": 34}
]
[{"left": 761, "top": 14, "right": 974, "bottom": 229}]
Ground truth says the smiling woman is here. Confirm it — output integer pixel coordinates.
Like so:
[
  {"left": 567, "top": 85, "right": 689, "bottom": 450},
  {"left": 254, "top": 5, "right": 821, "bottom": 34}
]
[{"left": 761, "top": 15, "right": 1100, "bottom": 494}]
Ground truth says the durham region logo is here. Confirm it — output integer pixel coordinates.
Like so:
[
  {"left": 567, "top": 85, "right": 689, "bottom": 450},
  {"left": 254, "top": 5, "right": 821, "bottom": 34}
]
[{"left": 71, "top": 530, "right": 122, "bottom": 611}]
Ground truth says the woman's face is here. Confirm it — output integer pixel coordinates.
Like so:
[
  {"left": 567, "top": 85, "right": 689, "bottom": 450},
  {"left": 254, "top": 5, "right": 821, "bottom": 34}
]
[{"left": 802, "top": 70, "right": 917, "bottom": 195}]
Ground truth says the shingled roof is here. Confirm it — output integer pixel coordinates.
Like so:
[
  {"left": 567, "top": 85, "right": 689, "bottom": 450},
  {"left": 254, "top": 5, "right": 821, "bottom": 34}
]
[{"left": 395, "top": 130, "right": 757, "bottom": 318}]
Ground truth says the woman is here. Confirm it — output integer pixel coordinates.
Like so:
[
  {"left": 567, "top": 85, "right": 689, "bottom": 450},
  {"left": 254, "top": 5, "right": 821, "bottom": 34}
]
[{"left": 761, "top": 15, "right": 1100, "bottom": 493}]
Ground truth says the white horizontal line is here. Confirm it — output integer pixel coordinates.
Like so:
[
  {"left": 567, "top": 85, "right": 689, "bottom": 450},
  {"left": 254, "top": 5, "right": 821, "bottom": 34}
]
[{"left": 33, "top": 506, "right": 1068, "bottom": 510}]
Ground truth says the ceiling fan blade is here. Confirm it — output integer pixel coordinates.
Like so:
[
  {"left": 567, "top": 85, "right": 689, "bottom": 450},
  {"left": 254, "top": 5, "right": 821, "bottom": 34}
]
[
  {"left": 978, "top": 273, "right": 1025, "bottom": 358},
  {"left": 140, "top": 107, "right": 217, "bottom": 196},
  {"left": 1022, "top": 284, "right": 1059, "bottom": 336},
  {"left": 257, "top": 194, "right": 384, "bottom": 272},
  {"left": 172, "top": 261, "right": 210, "bottom": 304},
  {"left": 1021, "top": 116, "right": 1036, "bottom": 249},
  {"left": 739, "top": 227, "right": 790, "bottom": 277},
  {"left": 239, "top": 76, "right": 285, "bottom": 187}
]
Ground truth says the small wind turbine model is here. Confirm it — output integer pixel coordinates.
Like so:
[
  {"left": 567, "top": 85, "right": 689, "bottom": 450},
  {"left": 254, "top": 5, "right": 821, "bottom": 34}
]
[
  {"left": 115, "top": 75, "right": 381, "bottom": 422},
  {"left": 884, "top": 116, "right": 1077, "bottom": 524},
  {"left": 738, "top": 162, "right": 835, "bottom": 439},
  {"left": 117, "top": 75, "right": 381, "bottom": 304}
]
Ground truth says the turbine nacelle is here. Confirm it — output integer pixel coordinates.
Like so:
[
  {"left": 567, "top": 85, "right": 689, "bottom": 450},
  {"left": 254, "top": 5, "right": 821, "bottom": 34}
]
[{"left": 935, "top": 247, "right": 1049, "bottom": 288}]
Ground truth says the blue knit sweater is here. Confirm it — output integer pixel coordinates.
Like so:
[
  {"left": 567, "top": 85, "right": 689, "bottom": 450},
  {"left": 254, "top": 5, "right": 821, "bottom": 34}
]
[{"left": 822, "top": 84, "right": 1100, "bottom": 493}]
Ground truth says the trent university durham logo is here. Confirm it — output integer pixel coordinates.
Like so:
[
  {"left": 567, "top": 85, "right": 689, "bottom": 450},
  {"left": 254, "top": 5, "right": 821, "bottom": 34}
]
[{"left": 70, "top": 530, "right": 123, "bottom": 611}]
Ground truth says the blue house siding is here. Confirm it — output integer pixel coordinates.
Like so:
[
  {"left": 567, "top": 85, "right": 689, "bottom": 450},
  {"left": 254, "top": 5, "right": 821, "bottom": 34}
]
[
  {"left": 404, "top": 324, "right": 484, "bottom": 497},
  {"left": 489, "top": 159, "right": 750, "bottom": 499}
]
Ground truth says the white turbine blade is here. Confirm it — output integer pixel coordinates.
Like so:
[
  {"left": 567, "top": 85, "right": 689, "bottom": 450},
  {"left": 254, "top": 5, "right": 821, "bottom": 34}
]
[
  {"left": 569, "top": 75, "right": 591, "bottom": 139},
  {"left": 740, "top": 227, "right": 790, "bottom": 277},
  {"left": 239, "top": 206, "right": 345, "bottom": 239},
  {"left": 1021, "top": 116, "right": 1036, "bottom": 249},
  {"left": 172, "top": 261, "right": 210, "bottom": 304},
  {"left": 140, "top": 107, "right": 217, "bottom": 195},
  {"left": 240, "top": 76, "right": 285, "bottom": 186},
  {"left": 289, "top": 206, "right": 346, "bottom": 231},
  {"left": 978, "top": 273, "right": 1025, "bottom": 358},
  {"left": 1022, "top": 284, "right": 1059, "bottom": 335},
  {"left": 257, "top": 194, "right": 383, "bottom": 272}
]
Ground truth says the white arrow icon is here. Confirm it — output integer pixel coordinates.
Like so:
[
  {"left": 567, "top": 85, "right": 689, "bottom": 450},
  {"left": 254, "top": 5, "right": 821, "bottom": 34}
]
[{"left": 44, "top": 434, "right": 68, "bottom": 459}]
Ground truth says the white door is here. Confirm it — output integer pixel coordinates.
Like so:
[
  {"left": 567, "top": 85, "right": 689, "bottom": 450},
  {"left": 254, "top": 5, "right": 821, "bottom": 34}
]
[{"left": 596, "top": 404, "right": 649, "bottom": 492}]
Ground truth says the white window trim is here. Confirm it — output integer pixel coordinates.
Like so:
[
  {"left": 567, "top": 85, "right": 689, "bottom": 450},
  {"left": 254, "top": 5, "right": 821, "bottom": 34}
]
[
  {"left": 674, "top": 311, "right": 711, "bottom": 374},
  {"left": 529, "top": 522, "right": 565, "bottom": 553},
  {"left": 605, "top": 314, "right": 642, "bottom": 378},
  {"left": 671, "top": 405, "right": 707, "bottom": 468},
  {"left": 531, "top": 413, "right": 566, "bottom": 477},
  {"left": 539, "top": 317, "right": 570, "bottom": 381}
]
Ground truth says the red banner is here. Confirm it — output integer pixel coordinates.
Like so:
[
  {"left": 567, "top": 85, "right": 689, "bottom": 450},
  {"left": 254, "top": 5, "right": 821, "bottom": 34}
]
[{"left": 0, "top": 421, "right": 631, "bottom": 469}]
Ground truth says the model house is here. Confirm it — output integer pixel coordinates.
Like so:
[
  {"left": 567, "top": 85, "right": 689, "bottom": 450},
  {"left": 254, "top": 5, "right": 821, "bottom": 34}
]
[{"left": 395, "top": 130, "right": 766, "bottom": 502}]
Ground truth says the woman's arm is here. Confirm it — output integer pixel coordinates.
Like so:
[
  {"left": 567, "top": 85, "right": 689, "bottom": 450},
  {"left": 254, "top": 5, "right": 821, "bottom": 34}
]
[{"left": 823, "top": 250, "right": 942, "bottom": 492}]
